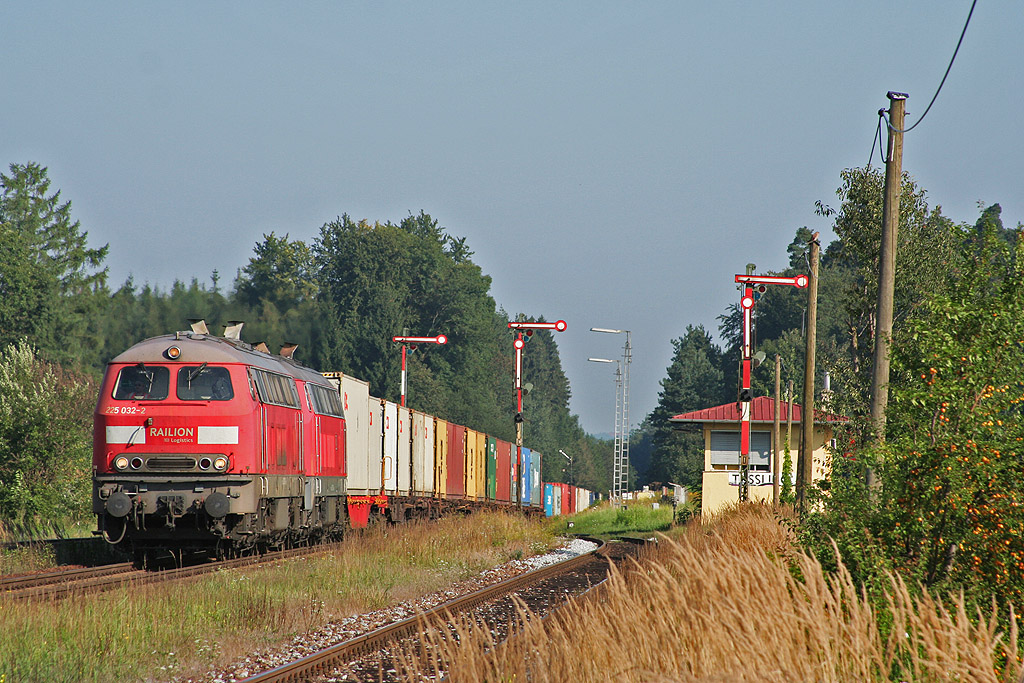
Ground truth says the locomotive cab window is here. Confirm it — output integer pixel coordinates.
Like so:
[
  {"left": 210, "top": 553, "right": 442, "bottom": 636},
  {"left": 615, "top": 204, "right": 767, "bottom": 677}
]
[
  {"left": 113, "top": 365, "right": 170, "bottom": 400},
  {"left": 176, "top": 365, "right": 234, "bottom": 401}
]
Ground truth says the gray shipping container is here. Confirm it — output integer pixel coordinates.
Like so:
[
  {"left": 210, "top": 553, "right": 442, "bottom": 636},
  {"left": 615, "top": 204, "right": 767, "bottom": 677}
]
[{"left": 530, "top": 452, "right": 541, "bottom": 507}]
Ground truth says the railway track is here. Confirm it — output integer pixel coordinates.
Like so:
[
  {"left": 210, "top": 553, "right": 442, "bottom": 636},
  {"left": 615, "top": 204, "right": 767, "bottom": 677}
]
[
  {"left": 233, "top": 537, "right": 645, "bottom": 683},
  {"left": 1, "top": 542, "right": 345, "bottom": 601},
  {"left": 0, "top": 562, "right": 137, "bottom": 593}
]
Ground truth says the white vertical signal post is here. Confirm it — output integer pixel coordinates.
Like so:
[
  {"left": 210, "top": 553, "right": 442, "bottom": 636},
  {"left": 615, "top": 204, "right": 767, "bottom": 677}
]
[
  {"left": 508, "top": 319, "right": 567, "bottom": 510},
  {"left": 391, "top": 333, "right": 448, "bottom": 407},
  {"left": 733, "top": 274, "right": 807, "bottom": 501}
]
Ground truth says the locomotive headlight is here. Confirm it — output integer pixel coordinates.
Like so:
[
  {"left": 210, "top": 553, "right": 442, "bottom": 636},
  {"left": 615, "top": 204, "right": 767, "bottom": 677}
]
[
  {"left": 213, "top": 456, "right": 229, "bottom": 471},
  {"left": 114, "top": 456, "right": 130, "bottom": 471},
  {"left": 166, "top": 345, "right": 181, "bottom": 360}
]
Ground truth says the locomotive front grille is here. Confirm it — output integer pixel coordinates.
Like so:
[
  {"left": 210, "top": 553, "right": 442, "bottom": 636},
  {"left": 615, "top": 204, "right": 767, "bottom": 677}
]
[{"left": 146, "top": 456, "right": 198, "bottom": 471}]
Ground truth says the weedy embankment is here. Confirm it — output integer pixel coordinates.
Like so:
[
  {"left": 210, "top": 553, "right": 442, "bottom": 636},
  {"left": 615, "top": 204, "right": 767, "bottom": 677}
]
[
  {"left": 405, "top": 504, "right": 1023, "bottom": 682},
  {"left": 0, "top": 511, "right": 555, "bottom": 683}
]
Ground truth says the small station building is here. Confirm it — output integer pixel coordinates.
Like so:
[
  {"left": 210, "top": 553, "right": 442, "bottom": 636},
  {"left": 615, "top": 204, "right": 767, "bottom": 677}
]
[{"left": 669, "top": 396, "right": 840, "bottom": 517}]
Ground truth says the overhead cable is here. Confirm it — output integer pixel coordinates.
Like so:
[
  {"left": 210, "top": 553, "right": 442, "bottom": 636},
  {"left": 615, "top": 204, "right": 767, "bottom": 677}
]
[{"left": 885, "top": 0, "right": 978, "bottom": 134}]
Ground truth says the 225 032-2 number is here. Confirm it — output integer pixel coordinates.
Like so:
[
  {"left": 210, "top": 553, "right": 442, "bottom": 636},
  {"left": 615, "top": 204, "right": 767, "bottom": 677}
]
[{"left": 105, "top": 406, "right": 147, "bottom": 415}]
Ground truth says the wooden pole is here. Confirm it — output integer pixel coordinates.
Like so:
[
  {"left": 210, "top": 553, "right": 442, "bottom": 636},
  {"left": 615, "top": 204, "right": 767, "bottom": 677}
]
[
  {"left": 797, "top": 234, "right": 820, "bottom": 514},
  {"left": 786, "top": 379, "right": 794, "bottom": 496},
  {"left": 773, "top": 353, "right": 781, "bottom": 505},
  {"left": 867, "top": 91, "right": 907, "bottom": 488}
]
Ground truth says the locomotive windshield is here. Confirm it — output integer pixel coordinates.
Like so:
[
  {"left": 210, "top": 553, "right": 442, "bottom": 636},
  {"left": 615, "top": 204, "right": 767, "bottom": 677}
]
[
  {"left": 112, "top": 364, "right": 170, "bottom": 400},
  {"left": 177, "top": 366, "right": 234, "bottom": 401}
]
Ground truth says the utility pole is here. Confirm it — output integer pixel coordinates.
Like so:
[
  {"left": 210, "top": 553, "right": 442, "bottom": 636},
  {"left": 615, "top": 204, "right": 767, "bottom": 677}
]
[
  {"left": 867, "top": 91, "right": 907, "bottom": 488},
  {"left": 797, "top": 233, "right": 820, "bottom": 515},
  {"left": 773, "top": 353, "right": 781, "bottom": 505},
  {"left": 786, "top": 379, "right": 794, "bottom": 497}
]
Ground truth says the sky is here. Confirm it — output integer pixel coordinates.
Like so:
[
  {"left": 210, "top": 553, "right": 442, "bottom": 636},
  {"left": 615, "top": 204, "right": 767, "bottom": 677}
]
[{"left": 2, "top": 2, "right": 1021, "bottom": 436}]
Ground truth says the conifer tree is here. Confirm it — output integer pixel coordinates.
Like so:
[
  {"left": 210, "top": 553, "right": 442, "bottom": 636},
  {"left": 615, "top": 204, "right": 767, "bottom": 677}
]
[{"left": 0, "top": 162, "right": 108, "bottom": 365}]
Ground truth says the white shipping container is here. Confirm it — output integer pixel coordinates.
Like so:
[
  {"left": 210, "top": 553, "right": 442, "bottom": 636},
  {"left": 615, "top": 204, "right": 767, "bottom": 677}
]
[
  {"left": 367, "top": 397, "right": 383, "bottom": 492},
  {"left": 397, "top": 405, "right": 411, "bottom": 495},
  {"left": 382, "top": 401, "right": 398, "bottom": 494},
  {"left": 411, "top": 411, "right": 434, "bottom": 495},
  {"left": 530, "top": 453, "right": 541, "bottom": 507},
  {"left": 338, "top": 375, "right": 371, "bottom": 495}
]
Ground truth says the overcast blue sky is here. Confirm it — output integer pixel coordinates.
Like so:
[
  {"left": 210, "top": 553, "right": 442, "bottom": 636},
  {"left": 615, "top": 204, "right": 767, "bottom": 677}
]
[{"left": 3, "top": 2, "right": 1020, "bottom": 435}]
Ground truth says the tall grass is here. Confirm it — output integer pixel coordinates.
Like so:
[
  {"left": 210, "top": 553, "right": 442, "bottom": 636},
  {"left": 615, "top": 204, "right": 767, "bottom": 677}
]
[
  {"left": 404, "top": 504, "right": 1023, "bottom": 682},
  {"left": 0, "top": 511, "right": 555, "bottom": 683}
]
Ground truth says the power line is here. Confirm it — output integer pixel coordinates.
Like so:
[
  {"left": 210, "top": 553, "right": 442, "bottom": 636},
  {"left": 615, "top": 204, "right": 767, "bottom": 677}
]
[
  {"left": 867, "top": 111, "right": 887, "bottom": 168},
  {"left": 885, "top": 0, "right": 978, "bottom": 134}
]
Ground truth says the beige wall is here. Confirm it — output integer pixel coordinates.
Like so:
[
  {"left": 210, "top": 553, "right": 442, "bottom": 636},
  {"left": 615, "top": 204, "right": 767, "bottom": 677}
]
[{"left": 700, "top": 423, "right": 833, "bottom": 517}]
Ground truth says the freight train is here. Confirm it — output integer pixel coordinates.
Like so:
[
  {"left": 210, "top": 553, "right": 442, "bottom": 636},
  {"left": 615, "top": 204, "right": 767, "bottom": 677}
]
[{"left": 93, "top": 321, "right": 594, "bottom": 564}]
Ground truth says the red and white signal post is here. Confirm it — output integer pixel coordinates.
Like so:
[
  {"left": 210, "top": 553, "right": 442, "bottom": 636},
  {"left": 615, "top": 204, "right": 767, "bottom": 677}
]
[
  {"left": 508, "top": 319, "right": 567, "bottom": 509},
  {"left": 734, "top": 274, "right": 807, "bottom": 501},
  {"left": 391, "top": 333, "right": 448, "bottom": 407}
]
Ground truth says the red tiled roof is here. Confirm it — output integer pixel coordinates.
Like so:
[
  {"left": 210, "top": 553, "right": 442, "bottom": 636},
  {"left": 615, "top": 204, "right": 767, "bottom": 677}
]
[{"left": 669, "top": 396, "right": 843, "bottom": 424}]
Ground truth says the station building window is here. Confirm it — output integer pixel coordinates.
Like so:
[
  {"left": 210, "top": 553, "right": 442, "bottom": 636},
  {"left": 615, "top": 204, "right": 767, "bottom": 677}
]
[{"left": 709, "top": 430, "right": 771, "bottom": 471}]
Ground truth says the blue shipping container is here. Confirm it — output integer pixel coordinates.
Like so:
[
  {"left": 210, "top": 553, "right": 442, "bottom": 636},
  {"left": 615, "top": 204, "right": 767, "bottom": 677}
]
[{"left": 544, "top": 483, "right": 554, "bottom": 516}]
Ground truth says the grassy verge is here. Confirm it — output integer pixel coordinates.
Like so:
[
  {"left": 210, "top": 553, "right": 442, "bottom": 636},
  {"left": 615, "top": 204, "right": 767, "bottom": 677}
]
[
  {"left": 546, "top": 499, "right": 674, "bottom": 537},
  {"left": 0, "top": 544, "right": 59, "bottom": 576},
  {"left": 406, "top": 503, "right": 1023, "bottom": 682},
  {"left": 1, "top": 519, "right": 100, "bottom": 575},
  {"left": 0, "top": 511, "right": 556, "bottom": 683}
]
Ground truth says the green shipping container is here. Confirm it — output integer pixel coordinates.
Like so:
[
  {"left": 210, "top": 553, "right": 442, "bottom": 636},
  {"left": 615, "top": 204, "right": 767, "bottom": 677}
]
[{"left": 486, "top": 436, "right": 497, "bottom": 499}]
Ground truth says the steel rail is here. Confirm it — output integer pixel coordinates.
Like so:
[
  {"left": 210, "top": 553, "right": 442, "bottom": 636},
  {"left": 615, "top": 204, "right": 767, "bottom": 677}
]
[
  {"left": 3, "top": 541, "right": 348, "bottom": 601},
  {"left": 240, "top": 536, "right": 608, "bottom": 683},
  {"left": 430, "top": 540, "right": 651, "bottom": 683},
  {"left": 0, "top": 562, "right": 136, "bottom": 592}
]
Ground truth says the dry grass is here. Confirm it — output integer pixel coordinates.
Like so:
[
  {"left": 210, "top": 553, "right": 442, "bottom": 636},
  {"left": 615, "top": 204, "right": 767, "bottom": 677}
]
[
  {"left": 403, "top": 504, "right": 1024, "bottom": 682},
  {"left": 0, "top": 511, "right": 555, "bottom": 683}
]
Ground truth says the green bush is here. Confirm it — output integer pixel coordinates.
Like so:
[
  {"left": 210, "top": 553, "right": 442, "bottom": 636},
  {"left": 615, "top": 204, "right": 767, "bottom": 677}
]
[
  {"left": 0, "top": 340, "right": 96, "bottom": 536},
  {"left": 802, "top": 224, "right": 1024, "bottom": 617}
]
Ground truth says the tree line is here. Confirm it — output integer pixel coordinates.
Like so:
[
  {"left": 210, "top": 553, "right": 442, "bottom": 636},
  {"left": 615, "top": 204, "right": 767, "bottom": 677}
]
[{"left": 0, "top": 162, "right": 609, "bottom": 533}]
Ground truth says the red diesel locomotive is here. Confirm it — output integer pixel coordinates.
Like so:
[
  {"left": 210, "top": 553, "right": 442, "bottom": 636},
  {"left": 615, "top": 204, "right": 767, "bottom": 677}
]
[{"left": 93, "top": 321, "right": 347, "bottom": 562}]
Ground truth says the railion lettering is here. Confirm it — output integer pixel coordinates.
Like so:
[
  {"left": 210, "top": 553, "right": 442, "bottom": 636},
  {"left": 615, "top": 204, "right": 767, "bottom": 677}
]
[{"left": 150, "top": 427, "right": 195, "bottom": 438}]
